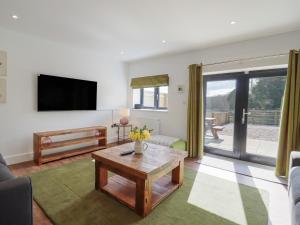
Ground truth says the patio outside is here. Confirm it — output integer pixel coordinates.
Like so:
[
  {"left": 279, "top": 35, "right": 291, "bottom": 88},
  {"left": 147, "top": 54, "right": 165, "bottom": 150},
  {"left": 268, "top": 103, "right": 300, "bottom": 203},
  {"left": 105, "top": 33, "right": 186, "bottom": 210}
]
[{"left": 205, "top": 120, "right": 280, "bottom": 158}]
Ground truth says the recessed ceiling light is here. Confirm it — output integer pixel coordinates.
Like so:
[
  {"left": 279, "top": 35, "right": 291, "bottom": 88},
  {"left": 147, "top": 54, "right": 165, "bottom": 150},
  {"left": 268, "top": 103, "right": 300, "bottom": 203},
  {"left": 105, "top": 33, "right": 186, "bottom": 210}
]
[
  {"left": 12, "top": 14, "right": 19, "bottom": 20},
  {"left": 120, "top": 51, "right": 125, "bottom": 55},
  {"left": 230, "top": 21, "right": 237, "bottom": 25},
  {"left": 162, "top": 40, "right": 167, "bottom": 44}
]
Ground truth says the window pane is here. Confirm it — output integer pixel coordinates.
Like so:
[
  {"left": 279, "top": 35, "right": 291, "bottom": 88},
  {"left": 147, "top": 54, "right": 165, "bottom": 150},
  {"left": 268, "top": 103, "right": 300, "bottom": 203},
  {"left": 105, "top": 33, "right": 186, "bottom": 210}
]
[
  {"left": 204, "top": 80, "right": 236, "bottom": 152},
  {"left": 159, "top": 86, "right": 168, "bottom": 108},
  {"left": 143, "top": 87, "right": 155, "bottom": 107},
  {"left": 132, "top": 89, "right": 141, "bottom": 107},
  {"left": 246, "top": 76, "right": 286, "bottom": 158}
]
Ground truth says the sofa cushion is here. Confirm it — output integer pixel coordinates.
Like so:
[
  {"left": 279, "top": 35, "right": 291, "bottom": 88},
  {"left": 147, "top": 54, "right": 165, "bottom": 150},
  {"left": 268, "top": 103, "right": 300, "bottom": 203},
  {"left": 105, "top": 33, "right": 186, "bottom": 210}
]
[
  {"left": 146, "top": 135, "right": 180, "bottom": 147},
  {"left": 170, "top": 140, "right": 187, "bottom": 151},
  {"left": 289, "top": 167, "right": 300, "bottom": 205},
  {"left": 0, "top": 154, "right": 6, "bottom": 165},
  {"left": 0, "top": 163, "right": 14, "bottom": 182},
  {"left": 292, "top": 202, "right": 300, "bottom": 225}
]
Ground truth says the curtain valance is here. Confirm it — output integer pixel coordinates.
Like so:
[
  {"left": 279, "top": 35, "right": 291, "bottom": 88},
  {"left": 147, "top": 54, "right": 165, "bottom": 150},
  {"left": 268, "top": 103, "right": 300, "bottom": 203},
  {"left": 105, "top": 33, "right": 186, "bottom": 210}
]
[{"left": 130, "top": 74, "right": 169, "bottom": 88}]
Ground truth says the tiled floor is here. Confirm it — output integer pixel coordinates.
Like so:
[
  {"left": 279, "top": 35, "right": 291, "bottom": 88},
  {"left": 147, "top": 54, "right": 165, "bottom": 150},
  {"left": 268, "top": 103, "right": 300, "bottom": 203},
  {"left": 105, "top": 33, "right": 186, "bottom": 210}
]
[{"left": 10, "top": 151, "right": 290, "bottom": 225}]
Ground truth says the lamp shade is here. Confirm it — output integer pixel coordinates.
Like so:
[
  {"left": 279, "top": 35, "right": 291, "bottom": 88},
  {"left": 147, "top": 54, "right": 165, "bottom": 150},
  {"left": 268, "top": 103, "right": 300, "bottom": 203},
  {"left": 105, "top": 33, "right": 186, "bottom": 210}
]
[{"left": 119, "top": 108, "right": 130, "bottom": 117}]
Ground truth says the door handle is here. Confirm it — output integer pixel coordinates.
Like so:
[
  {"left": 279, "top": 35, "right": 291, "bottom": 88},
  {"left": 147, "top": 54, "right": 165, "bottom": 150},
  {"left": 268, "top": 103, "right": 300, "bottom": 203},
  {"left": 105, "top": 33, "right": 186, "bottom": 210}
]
[{"left": 242, "top": 108, "right": 251, "bottom": 124}]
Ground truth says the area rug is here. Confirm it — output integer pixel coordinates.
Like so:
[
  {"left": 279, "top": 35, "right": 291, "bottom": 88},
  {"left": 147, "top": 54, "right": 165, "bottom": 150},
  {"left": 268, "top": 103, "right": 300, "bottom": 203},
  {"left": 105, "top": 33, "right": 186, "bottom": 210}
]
[{"left": 30, "top": 159, "right": 269, "bottom": 225}]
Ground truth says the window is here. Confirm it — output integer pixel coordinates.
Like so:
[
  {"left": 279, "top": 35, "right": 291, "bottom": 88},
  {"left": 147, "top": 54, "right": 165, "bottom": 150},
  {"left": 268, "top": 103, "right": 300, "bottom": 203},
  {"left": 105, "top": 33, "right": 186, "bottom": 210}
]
[
  {"left": 143, "top": 87, "right": 155, "bottom": 107},
  {"left": 158, "top": 86, "right": 168, "bottom": 108},
  {"left": 133, "top": 86, "right": 168, "bottom": 109},
  {"left": 132, "top": 89, "right": 141, "bottom": 106}
]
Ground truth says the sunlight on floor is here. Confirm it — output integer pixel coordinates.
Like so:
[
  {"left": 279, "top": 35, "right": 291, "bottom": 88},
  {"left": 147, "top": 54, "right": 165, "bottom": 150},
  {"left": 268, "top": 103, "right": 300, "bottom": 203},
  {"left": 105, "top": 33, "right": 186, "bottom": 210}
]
[
  {"left": 188, "top": 167, "right": 249, "bottom": 224},
  {"left": 198, "top": 154, "right": 287, "bottom": 184},
  {"left": 188, "top": 164, "right": 290, "bottom": 225}
]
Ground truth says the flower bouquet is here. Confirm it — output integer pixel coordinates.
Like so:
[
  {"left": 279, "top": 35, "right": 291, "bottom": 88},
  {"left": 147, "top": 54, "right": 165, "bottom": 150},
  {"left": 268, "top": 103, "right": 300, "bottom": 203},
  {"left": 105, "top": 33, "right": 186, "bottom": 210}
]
[{"left": 129, "top": 126, "right": 152, "bottom": 154}]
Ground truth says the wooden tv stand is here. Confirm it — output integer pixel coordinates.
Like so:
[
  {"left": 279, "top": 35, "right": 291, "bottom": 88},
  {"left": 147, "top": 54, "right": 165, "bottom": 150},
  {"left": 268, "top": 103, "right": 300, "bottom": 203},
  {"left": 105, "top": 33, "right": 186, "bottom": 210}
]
[{"left": 34, "top": 126, "right": 107, "bottom": 165}]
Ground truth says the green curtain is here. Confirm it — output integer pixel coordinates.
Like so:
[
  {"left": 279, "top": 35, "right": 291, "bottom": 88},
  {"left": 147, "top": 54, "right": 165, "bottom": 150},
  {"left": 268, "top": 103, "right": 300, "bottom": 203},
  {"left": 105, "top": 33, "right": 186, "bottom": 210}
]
[
  {"left": 130, "top": 74, "right": 169, "bottom": 89},
  {"left": 187, "top": 64, "right": 204, "bottom": 158},
  {"left": 276, "top": 50, "right": 300, "bottom": 177}
]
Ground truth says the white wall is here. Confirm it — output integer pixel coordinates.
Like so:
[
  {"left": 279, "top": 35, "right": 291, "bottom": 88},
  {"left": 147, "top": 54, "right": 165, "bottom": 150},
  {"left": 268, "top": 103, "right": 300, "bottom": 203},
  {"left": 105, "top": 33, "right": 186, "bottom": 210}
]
[
  {"left": 0, "top": 28, "right": 128, "bottom": 164},
  {"left": 127, "top": 30, "right": 300, "bottom": 140}
]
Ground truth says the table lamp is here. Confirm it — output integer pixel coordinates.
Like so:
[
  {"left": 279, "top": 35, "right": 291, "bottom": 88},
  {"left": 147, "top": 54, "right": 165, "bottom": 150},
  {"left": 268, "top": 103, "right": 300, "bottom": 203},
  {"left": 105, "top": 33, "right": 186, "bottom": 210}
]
[{"left": 119, "top": 108, "right": 130, "bottom": 125}]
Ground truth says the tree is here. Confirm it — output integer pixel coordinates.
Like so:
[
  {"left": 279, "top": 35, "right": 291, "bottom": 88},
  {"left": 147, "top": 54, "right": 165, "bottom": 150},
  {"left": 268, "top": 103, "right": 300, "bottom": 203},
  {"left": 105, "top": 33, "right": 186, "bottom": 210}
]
[
  {"left": 227, "top": 89, "right": 236, "bottom": 111},
  {"left": 249, "top": 77, "right": 286, "bottom": 110},
  {"left": 226, "top": 76, "right": 286, "bottom": 110}
]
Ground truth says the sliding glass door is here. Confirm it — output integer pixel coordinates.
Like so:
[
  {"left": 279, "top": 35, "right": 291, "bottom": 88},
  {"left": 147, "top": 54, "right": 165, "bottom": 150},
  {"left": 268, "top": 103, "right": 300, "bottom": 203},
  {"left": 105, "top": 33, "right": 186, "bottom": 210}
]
[
  {"left": 243, "top": 70, "right": 287, "bottom": 165},
  {"left": 204, "top": 79, "right": 238, "bottom": 158},
  {"left": 204, "top": 68, "right": 287, "bottom": 166}
]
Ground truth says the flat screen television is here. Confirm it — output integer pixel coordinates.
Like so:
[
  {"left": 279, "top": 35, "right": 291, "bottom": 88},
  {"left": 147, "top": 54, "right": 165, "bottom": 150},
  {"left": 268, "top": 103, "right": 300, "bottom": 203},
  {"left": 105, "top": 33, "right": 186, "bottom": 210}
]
[{"left": 38, "top": 74, "right": 97, "bottom": 111}]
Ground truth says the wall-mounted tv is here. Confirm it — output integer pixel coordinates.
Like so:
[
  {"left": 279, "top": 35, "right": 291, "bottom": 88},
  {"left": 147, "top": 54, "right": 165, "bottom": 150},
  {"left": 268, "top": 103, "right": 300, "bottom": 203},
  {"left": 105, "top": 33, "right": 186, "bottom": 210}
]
[{"left": 38, "top": 74, "right": 97, "bottom": 111}]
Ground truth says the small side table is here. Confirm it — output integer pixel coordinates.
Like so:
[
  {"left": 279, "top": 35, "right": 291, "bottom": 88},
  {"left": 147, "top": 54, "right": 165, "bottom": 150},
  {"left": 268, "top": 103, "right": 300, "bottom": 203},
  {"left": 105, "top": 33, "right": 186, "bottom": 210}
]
[{"left": 112, "top": 124, "right": 133, "bottom": 144}]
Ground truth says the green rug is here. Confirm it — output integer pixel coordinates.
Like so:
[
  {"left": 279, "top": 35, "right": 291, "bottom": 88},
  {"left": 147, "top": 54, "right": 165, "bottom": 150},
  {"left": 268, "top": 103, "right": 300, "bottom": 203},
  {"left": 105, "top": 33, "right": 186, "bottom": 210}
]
[{"left": 30, "top": 159, "right": 269, "bottom": 225}]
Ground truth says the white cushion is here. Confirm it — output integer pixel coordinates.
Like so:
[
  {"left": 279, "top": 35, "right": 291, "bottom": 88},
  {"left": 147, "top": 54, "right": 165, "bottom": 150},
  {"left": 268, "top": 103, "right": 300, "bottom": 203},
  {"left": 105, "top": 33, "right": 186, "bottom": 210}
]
[{"left": 145, "top": 135, "right": 180, "bottom": 147}]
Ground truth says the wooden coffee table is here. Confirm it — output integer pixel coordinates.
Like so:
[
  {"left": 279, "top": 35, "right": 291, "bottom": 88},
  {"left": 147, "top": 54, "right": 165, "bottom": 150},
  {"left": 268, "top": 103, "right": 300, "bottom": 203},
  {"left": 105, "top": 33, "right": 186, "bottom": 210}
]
[{"left": 92, "top": 143, "right": 187, "bottom": 217}]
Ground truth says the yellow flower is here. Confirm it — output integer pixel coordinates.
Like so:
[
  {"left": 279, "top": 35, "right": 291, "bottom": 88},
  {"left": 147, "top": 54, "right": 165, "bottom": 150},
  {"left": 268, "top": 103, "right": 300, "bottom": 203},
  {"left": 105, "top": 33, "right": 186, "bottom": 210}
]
[
  {"left": 142, "top": 130, "right": 150, "bottom": 140},
  {"left": 129, "top": 128, "right": 151, "bottom": 141}
]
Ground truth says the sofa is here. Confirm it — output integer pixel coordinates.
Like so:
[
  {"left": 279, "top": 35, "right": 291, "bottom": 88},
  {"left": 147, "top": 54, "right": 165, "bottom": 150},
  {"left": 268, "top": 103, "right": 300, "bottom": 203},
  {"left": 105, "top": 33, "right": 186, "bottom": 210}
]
[
  {"left": 289, "top": 151, "right": 300, "bottom": 225},
  {"left": 0, "top": 154, "right": 33, "bottom": 225}
]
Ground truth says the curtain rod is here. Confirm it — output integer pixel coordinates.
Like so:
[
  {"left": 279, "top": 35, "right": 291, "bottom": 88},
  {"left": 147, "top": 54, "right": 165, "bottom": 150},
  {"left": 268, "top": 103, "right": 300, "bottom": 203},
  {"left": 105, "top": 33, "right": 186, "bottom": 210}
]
[{"left": 197, "top": 51, "right": 299, "bottom": 67}]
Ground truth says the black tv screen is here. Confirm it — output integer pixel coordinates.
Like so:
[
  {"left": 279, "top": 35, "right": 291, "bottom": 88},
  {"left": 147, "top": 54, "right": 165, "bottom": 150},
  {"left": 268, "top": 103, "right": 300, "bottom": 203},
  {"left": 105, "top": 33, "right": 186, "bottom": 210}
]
[{"left": 38, "top": 74, "right": 97, "bottom": 111}]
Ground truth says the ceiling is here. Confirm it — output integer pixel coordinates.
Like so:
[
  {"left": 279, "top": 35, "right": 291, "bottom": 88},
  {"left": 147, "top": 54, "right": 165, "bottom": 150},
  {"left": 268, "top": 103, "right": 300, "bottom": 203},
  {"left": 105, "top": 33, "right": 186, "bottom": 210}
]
[{"left": 0, "top": 0, "right": 300, "bottom": 61}]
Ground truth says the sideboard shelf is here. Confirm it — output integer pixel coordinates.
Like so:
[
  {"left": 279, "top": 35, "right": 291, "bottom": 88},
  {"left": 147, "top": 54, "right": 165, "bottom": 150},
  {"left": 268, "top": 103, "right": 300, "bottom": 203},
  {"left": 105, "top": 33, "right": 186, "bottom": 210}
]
[
  {"left": 41, "top": 136, "right": 106, "bottom": 150},
  {"left": 40, "top": 144, "right": 106, "bottom": 164},
  {"left": 34, "top": 126, "right": 107, "bottom": 165}
]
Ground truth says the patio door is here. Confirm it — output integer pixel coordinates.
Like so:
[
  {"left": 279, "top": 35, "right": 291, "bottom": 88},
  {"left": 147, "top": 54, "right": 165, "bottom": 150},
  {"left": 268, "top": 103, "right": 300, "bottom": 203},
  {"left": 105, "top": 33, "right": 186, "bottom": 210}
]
[{"left": 203, "top": 68, "right": 287, "bottom": 166}]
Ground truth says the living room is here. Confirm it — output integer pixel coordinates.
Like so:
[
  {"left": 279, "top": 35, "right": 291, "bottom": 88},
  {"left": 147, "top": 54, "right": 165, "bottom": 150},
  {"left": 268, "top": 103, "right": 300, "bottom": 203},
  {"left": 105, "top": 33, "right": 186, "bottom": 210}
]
[{"left": 0, "top": 1, "right": 300, "bottom": 225}]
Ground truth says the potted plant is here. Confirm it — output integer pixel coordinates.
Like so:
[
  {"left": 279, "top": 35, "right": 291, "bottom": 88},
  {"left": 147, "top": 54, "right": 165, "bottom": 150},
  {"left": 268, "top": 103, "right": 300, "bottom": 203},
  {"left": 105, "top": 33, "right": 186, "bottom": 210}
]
[{"left": 129, "top": 126, "right": 152, "bottom": 154}]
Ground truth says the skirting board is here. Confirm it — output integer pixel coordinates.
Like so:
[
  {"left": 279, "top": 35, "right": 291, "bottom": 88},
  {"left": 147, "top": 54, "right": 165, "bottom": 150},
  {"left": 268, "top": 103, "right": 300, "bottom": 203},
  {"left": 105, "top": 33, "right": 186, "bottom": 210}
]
[
  {"left": 4, "top": 135, "right": 119, "bottom": 165},
  {"left": 4, "top": 152, "right": 34, "bottom": 165}
]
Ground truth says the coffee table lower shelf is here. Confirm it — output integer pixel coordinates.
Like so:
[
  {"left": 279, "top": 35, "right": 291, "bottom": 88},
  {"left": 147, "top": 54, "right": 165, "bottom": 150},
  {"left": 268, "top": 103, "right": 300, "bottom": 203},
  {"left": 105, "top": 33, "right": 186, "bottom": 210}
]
[{"left": 101, "top": 174, "right": 179, "bottom": 211}]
